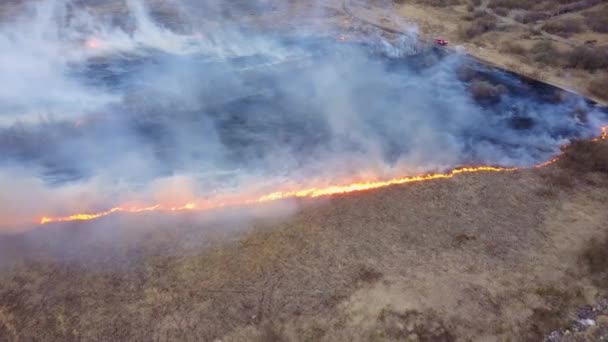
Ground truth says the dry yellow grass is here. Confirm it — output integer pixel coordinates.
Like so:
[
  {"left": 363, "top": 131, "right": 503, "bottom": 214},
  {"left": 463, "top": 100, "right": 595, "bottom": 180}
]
[
  {"left": 1, "top": 1, "right": 608, "bottom": 341},
  {"left": 349, "top": 0, "right": 608, "bottom": 104},
  {"left": 1, "top": 141, "right": 607, "bottom": 341}
]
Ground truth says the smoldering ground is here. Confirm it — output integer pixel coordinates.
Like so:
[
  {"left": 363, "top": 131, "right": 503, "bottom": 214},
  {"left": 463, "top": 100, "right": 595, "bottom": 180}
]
[{"left": 0, "top": 0, "right": 606, "bottom": 232}]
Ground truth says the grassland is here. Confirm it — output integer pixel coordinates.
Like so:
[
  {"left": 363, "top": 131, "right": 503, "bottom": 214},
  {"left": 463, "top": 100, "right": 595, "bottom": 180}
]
[
  {"left": 346, "top": 0, "right": 608, "bottom": 105},
  {"left": 1, "top": 1, "right": 608, "bottom": 341},
  {"left": 1, "top": 139, "right": 607, "bottom": 341}
]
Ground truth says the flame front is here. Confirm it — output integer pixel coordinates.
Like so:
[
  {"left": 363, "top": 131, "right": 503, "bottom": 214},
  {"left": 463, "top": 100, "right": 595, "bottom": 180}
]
[
  {"left": 38, "top": 166, "right": 515, "bottom": 224},
  {"left": 38, "top": 126, "right": 607, "bottom": 225},
  {"left": 257, "top": 166, "right": 514, "bottom": 202}
]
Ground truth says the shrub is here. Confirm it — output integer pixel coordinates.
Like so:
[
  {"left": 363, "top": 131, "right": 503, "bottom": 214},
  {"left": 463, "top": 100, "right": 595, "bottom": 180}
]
[
  {"left": 469, "top": 79, "right": 507, "bottom": 103},
  {"left": 581, "top": 233, "right": 608, "bottom": 288},
  {"left": 559, "top": 139, "right": 608, "bottom": 174},
  {"left": 493, "top": 6, "right": 509, "bottom": 16},
  {"left": 473, "top": 9, "right": 488, "bottom": 18},
  {"left": 500, "top": 41, "right": 526, "bottom": 55},
  {"left": 565, "top": 46, "right": 608, "bottom": 71},
  {"left": 461, "top": 14, "right": 498, "bottom": 38},
  {"left": 584, "top": 7, "right": 608, "bottom": 33},
  {"left": 488, "top": 0, "right": 534, "bottom": 10},
  {"left": 544, "top": 170, "right": 575, "bottom": 189},
  {"left": 588, "top": 74, "right": 608, "bottom": 101},
  {"left": 529, "top": 26, "right": 543, "bottom": 35},
  {"left": 509, "top": 116, "right": 535, "bottom": 130},
  {"left": 456, "top": 64, "right": 478, "bottom": 81},
  {"left": 529, "top": 40, "right": 562, "bottom": 66},
  {"left": 541, "top": 19, "right": 583, "bottom": 37},
  {"left": 516, "top": 11, "right": 549, "bottom": 24},
  {"left": 462, "top": 13, "right": 474, "bottom": 21},
  {"left": 419, "top": 0, "right": 461, "bottom": 6}
]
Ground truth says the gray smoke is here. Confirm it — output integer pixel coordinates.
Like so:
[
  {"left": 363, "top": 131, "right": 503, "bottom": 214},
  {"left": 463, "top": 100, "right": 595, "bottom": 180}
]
[{"left": 0, "top": 0, "right": 605, "bottom": 231}]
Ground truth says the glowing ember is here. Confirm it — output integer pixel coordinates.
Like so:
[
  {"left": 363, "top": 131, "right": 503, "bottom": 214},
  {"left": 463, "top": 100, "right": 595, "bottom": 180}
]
[
  {"left": 85, "top": 37, "right": 100, "bottom": 49},
  {"left": 37, "top": 125, "right": 608, "bottom": 225}
]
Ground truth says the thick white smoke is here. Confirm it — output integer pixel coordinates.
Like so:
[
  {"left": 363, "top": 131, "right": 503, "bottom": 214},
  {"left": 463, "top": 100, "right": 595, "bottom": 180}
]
[{"left": 0, "top": 0, "right": 605, "bottom": 231}]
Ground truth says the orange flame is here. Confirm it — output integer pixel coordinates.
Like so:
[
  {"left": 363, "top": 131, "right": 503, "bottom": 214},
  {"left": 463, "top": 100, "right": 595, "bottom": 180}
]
[
  {"left": 38, "top": 126, "right": 608, "bottom": 225},
  {"left": 257, "top": 166, "right": 514, "bottom": 202},
  {"left": 592, "top": 125, "right": 607, "bottom": 142}
]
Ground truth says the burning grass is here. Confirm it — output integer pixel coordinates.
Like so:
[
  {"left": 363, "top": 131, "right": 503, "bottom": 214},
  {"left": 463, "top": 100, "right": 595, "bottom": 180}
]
[{"left": 3, "top": 139, "right": 608, "bottom": 340}]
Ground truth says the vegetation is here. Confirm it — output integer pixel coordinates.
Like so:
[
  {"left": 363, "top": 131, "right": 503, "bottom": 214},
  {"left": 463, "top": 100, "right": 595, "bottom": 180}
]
[
  {"left": 581, "top": 233, "right": 608, "bottom": 289},
  {"left": 500, "top": 41, "right": 526, "bottom": 55},
  {"left": 584, "top": 6, "right": 608, "bottom": 33},
  {"left": 469, "top": 79, "right": 508, "bottom": 102},
  {"left": 515, "top": 11, "right": 549, "bottom": 23},
  {"left": 455, "top": 64, "right": 478, "bottom": 81},
  {"left": 559, "top": 139, "right": 608, "bottom": 174},
  {"left": 541, "top": 18, "right": 583, "bottom": 37},
  {"left": 426, "top": 0, "right": 462, "bottom": 6},
  {"left": 588, "top": 74, "right": 608, "bottom": 101},
  {"left": 493, "top": 6, "right": 509, "bottom": 16},
  {"left": 565, "top": 46, "right": 608, "bottom": 71},
  {"left": 488, "top": 0, "right": 535, "bottom": 10},
  {"left": 529, "top": 41, "right": 561, "bottom": 66},
  {"left": 408, "top": 0, "right": 462, "bottom": 6},
  {"left": 460, "top": 12, "right": 498, "bottom": 38}
]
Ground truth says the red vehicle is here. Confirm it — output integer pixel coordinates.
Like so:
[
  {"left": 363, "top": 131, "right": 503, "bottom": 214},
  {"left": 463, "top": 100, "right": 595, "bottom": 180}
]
[{"left": 433, "top": 38, "right": 448, "bottom": 46}]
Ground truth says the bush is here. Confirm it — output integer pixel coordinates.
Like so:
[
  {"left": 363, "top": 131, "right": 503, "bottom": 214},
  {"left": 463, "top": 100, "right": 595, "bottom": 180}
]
[
  {"left": 541, "top": 19, "right": 584, "bottom": 37},
  {"left": 565, "top": 46, "right": 608, "bottom": 71},
  {"left": 559, "top": 140, "right": 608, "bottom": 174},
  {"left": 585, "top": 7, "right": 608, "bottom": 33},
  {"left": 469, "top": 79, "right": 507, "bottom": 103},
  {"left": 588, "top": 74, "right": 608, "bottom": 101},
  {"left": 500, "top": 41, "right": 526, "bottom": 55},
  {"left": 461, "top": 14, "right": 498, "bottom": 38},
  {"left": 456, "top": 64, "right": 478, "bottom": 81},
  {"left": 581, "top": 233, "right": 608, "bottom": 288},
  {"left": 516, "top": 11, "right": 549, "bottom": 24},
  {"left": 529, "top": 26, "right": 543, "bottom": 36},
  {"left": 529, "top": 41, "right": 562, "bottom": 66},
  {"left": 488, "top": 0, "right": 534, "bottom": 10},
  {"left": 473, "top": 9, "right": 488, "bottom": 18},
  {"left": 493, "top": 6, "right": 509, "bottom": 16},
  {"left": 544, "top": 170, "right": 575, "bottom": 189},
  {"left": 418, "top": 0, "right": 462, "bottom": 6}
]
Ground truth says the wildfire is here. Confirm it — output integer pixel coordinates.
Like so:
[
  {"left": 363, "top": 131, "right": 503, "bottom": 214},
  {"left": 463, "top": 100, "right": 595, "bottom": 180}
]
[
  {"left": 592, "top": 125, "right": 607, "bottom": 142},
  {"left": 257, "top": 166, "right": 514, "bottom": 202},
  {"left": 38, "top": 126, "right": 608, "bottom": 225}
]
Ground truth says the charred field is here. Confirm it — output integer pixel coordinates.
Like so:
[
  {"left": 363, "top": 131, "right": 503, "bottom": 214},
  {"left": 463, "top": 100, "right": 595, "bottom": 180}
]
[{"left": 1, "top": 1, "right": 608, "bottom": 341}]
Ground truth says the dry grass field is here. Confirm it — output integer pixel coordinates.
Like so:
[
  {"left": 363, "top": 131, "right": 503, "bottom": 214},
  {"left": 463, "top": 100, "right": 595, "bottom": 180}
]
[
  {"left": 1, "top": 1, "right": 608, "bottom": 341},
  {"left": 347, "top": 0, "right": 608, "bottom": 104},
  {"left": 1, "top": 139, "right": 607, "bottom": 341}
]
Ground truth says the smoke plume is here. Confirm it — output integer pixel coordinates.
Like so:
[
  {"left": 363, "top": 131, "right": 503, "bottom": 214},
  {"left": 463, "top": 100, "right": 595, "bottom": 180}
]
[{"left": 0, "top": 0, "right": 606, "bottom": 231}]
